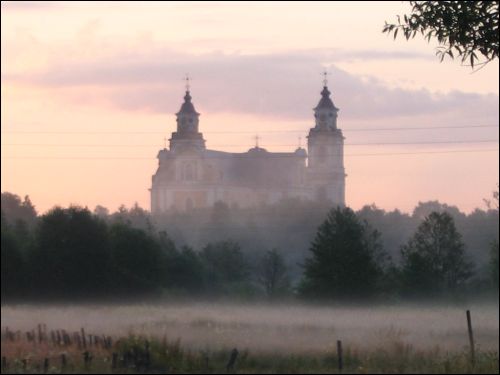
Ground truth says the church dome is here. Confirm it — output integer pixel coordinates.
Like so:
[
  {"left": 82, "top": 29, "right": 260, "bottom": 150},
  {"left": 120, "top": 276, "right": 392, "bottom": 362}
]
[
  {"left": 176, "top": 90, "right": 200, "bottom": 115},
  {"left": 314, "top": 86, "right": 338, "bottom": 111},
  {"left": 247, "top": 146, "right": 268, "bottom": 155},
  {"left": 294, "top": 147, "right": 307, "bottom": 157}
]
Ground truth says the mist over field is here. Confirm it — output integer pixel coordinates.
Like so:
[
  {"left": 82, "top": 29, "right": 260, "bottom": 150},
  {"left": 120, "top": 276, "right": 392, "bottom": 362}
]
[{"left": 1, "top": 302, "right": 498, "bottom": 354}]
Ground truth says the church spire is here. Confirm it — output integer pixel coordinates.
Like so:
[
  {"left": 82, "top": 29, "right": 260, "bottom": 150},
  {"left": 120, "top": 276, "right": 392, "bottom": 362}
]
[
  {"left": 175, "top": 75, "right": 201, "bottom": 134},
  {"left": 177, "top": 75, "right": 199, "bottom": 116},
  {"left": 313, "top": 73, "right": 339, "bottom": 130},
  {"left": 169, "top": 76, "right": 205, "bottom": 151},
  {"left": 314, "top": 76, "right": 337, "bottom": 111}
]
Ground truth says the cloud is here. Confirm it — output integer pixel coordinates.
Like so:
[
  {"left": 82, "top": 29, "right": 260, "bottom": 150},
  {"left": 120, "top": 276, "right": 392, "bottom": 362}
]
[{"left": 3, "top": 49, "right": 499, "bottom": 123}]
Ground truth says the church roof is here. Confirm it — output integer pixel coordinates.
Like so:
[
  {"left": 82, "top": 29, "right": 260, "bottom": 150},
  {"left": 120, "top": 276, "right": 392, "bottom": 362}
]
[
  {"left": 314, "top": 86, "right": 338, "bottom": 111},
  {"left": 202, "top": 148, "right": 305, "bottom": 188},
  {"left": 176, "top": 90, "right": 200, "bottom": 115},
  {"left": 294, "top": 147, "right": 307, "bottom": 157}
]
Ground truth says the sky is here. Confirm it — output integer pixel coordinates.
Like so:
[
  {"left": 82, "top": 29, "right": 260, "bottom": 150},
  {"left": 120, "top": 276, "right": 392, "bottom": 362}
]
[{"left": 1, "top": 1, "right": 499, "bottom": 214}]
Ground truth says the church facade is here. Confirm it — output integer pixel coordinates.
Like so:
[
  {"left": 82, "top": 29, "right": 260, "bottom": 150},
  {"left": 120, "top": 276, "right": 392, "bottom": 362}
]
[{"left": 150, "top": 82, "right": 346, "bottom": 213}]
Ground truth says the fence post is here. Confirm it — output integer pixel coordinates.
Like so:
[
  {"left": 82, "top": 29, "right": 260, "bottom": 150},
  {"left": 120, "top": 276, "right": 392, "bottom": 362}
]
[
  {"left": 337, "top": 340, "right": 343, "bottom": 372},
  {"left": 83, "top": 351, "right": 92, "bottom": 370},
  {"left": 61, "top": 353, "right": 67, "bottom": 371},
  {"left": 145, "top": 340, "right": 151, "bottom": 370},
  {"left": 111, "top": 352, "right": 118, "bottom": 370},
  {"left": 38, "top": 324, "right": 43, "bottom": 344},
  {"left": 81, "top": 328, "right": 87, "bottom": 349},
  {"left": 226, "top": 348, "right": 238, "bottom": 373},
  {"left": 466, "top": 310, "right": 475, "bottom": 366}
]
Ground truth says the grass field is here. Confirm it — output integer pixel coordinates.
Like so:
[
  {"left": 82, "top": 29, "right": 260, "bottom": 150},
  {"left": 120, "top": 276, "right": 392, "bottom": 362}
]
[{"left": 1, "top": 302, "right": 498, "bottom": 373}]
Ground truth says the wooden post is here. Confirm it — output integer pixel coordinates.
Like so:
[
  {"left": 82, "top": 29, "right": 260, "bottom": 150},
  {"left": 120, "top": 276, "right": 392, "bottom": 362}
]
[
  {"left": 466, "top": 310, "right": 475, "bottom": 366},
  {"left": 62, "top": 330, "right": 69, "bottom": 346},
  {"left": 206, "top": 355, "right": 210, "bottom": 371},
  {"left": 1, "top": 357, "right": 7, "bottom": 372},
  {"left": 61, "top": 354, "right": 67, "bottom": 371},
  {"left": 145, "top": 340, "right": 151, "bottom": 370},
  {"left": 43, "top": 358, "right": 49, "bottom": 373},
  {"left": 111, "top": 353, "right": 118, "bottom": 369},
  {"left": 337, "top": 340, "right": 343, "bottom": 372},
  {"left": 38, "top": 324, "right": 43, "bottom": 344},
  {"left": 83, "top": 351, "right": 92, "bottom": 370},
  {"left": 226, "top": 348, "right": 238, "bottom": 373},
  {"left": 81, "top": 328, "right": 87, "bottom": 349}
]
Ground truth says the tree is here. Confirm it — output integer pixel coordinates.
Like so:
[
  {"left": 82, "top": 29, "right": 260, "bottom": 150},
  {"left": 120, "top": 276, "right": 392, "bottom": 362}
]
[
  {"left": 491, "top": 240, "right": 499, "bottom": 289},
  {"left": 483, "top": 185, "right": 499, "bottom": 210},
  {"left": 110, "top": 203, "right": 154, "bottom": 233},
  {"left": 30, "top": 206, "right": 111, "bottom": 299},
  {"left": 108, "top": 223, "right": 165, "bottom": 294},
  {"left": 164, "top": 246, "right": 206, "bottom": 293},
  {"left": 258, "top": 249, "right": 290, "bottom": 297},
  {"left": 1, "top": 192, "right": 37, "bottom": 228},
  {"left": 383, "top": 1, "right": 499, "bottom": 68},
  {"left": 1, "top": 220, "right": 25, "bottom": 300},
  {"left": 299, "top": 207, "right": 388, "bottom": 300},
  {"left": 93, "top": 205, "right": 110, "bottom": 219},
  {"left": 412, "top": 200, "right": 463, "bottom": 221},
  {"left": 401, "top": 211, "right": 474, "bottom": 296},
  {"left": 357, "top": 204, "right": 416, "bottom": 263},
  {"left": 200, "top": 241, "right": 250, "bottom": 292}
]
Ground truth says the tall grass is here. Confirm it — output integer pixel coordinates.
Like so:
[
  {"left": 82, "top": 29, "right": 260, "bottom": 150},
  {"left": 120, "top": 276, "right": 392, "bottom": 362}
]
[{"left": 1, "top": 330, "right": 498, "bottom": 374}]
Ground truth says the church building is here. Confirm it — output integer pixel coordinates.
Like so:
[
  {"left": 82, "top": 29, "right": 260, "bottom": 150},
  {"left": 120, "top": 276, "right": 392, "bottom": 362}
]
[{"left": 150, "top": 80, "right": 346, "bottom": 212}]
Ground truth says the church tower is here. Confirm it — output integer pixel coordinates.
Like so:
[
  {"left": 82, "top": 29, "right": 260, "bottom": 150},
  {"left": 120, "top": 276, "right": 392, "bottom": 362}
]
[
  {"left": 306, "top": 77, "right": 345, "bottom": 205},
  {"left": 169, "top": 79, "right": 205, "bottom": 152}
]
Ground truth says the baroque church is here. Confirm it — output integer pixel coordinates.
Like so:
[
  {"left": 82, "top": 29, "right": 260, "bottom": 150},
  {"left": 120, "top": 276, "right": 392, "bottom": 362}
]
[{"left": 150, "top": 80, "right": 346, "bottom": 213}]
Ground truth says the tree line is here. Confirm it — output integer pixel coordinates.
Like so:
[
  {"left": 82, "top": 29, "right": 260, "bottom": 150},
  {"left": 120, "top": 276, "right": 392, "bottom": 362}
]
[{"left": 1, "top": 191, "right": 498, "bottom": 302}]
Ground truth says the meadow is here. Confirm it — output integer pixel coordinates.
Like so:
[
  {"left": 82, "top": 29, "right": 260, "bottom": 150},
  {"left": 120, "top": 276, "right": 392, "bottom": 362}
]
[{"left": 1, "top": 302, "right": 499, "bottom": 373}]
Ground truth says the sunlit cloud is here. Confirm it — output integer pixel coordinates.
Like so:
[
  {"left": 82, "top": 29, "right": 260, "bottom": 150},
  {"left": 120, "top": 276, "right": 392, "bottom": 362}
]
[{"left": 4, "top": 49, "right": 498, "bottom": 123}]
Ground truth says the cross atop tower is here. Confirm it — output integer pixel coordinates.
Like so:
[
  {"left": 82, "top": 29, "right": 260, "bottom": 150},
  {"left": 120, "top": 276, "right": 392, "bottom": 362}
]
[
  {"left": 321, "top": 70, "right": 330, "bottom": 87},
  {"left": 254, "top": 134, "right": 260, "bottom": 148},
  {"left": 184, "top": 73, "right": 191, "bottom": 92}
]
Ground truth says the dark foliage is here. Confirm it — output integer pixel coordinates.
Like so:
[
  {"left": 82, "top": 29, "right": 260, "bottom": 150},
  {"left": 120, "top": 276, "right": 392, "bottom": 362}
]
[
  {"left": 108, "top": 223, "right": 165, "bottom": 294},
  {"left": 1, "top": 191, "right": 498, "bottom": 302},
  {"left": 299, "top": 207, "right": 388, "bottom": 300},
  {"left": 1, "top": 192, "right": 37, "bottom": 228},
  {"left": 491, "top": 240, "right": 499, "bottom": 289},
  {"left": 1, "top": 219, "right": 25, "bottom": 299},
  {"left": 383, "top": 1, "right": 499, "bottom": 68},
  {"left": 29, "top": 207, "right": 112, "bottom": 299},
  {"left": 258, "top": 249, "right": 291, "bottom": 297},
  {"left": 401, "top": 212, "right": 474, "bottom": 296}
]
